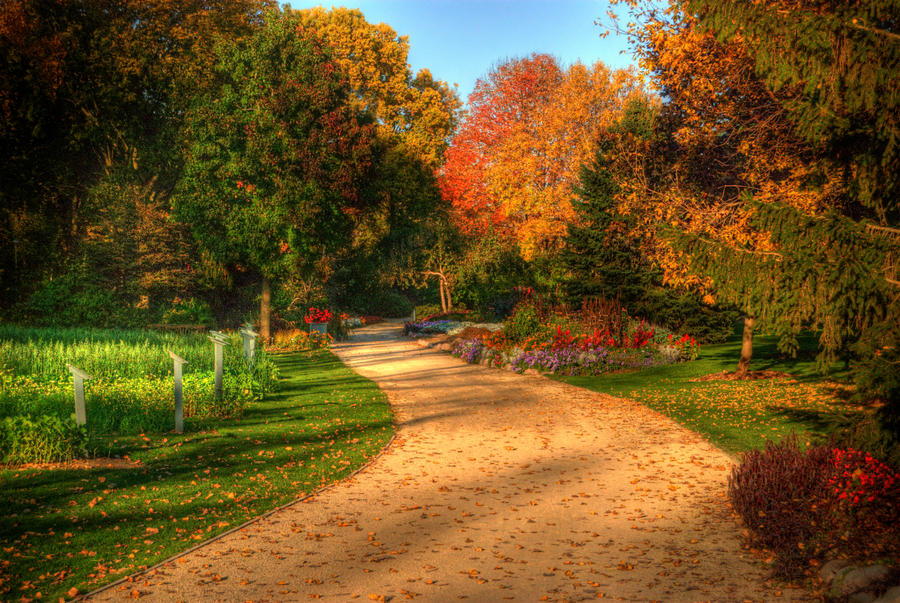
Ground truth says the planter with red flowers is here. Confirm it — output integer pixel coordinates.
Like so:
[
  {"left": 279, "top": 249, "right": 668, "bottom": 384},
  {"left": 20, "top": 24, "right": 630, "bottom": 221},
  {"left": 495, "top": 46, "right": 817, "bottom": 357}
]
[{"left": 305, "top": 307, "right": 333, "bottom": 334}]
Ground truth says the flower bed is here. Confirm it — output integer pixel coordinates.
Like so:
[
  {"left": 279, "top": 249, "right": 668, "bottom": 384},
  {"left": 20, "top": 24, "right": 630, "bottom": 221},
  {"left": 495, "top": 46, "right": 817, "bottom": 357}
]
[{"left": 449, "top": 322, "right": 699, "bottom": 376}]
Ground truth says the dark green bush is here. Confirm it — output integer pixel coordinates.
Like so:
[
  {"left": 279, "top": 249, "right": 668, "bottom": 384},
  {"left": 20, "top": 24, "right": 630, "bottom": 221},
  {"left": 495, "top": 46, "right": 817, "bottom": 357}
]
[
  {"left": 503, "top": 302, "right": 547, "bottom": 343},
  {"left": 358, "top": 289, "right": 413, "bottom": 318},
  {"left": 632, "top": 288, "right": 738, "bottom": 344},
  {"left": 853, "top": 318, "right": 900, "bottom": 436},
  {"left": 414, "top": 304, "right": 443, "bottom": 320},
  {"left": 327, "top": 314, "right": 349, "bottom": 341},
  {"left": 728, "top": 436, "right": 834, "bottom": 577},
  {"left": 161, "top": 297, "right": 214, "bottom": 325},
  {"left": 22, "top": 273, "right": 147, "bottom": 328},
  {"left": 0, "top": 415, "right": 88, "bottom": 464}
]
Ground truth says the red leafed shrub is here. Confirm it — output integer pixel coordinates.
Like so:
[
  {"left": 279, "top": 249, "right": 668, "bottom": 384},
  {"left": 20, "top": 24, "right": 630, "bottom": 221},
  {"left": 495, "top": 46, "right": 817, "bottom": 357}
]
[
  {"left": 730, "top": 437, "right": 900, "bottom": 576},
  {"left": 728, "top": 436, "right": 834, "bottom": 577}
]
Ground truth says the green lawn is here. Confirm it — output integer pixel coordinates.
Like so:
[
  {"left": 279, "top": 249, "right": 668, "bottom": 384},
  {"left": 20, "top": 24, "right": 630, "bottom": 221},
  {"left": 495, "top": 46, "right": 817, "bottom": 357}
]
[
  {"left": 553, "top": 333, "right": 863, "bottom": 455},
  {"left": 0, "top": 350, "right": 393, "bottom": 601}
]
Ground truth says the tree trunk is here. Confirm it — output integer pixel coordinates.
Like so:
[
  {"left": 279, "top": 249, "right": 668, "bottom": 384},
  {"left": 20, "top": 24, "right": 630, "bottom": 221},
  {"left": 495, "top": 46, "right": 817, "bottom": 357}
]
[
  {"left": 260, "top": 277, "right": 271, "bottom": 341},
  {"left": 439, "top": 279, "right": 447, "bottom": 313},
  {"left": 736, "top": 316, "right": 755, "bottom": 376},
  {"left": 444, "top": 277, "right": 452, "bottom": 311}
]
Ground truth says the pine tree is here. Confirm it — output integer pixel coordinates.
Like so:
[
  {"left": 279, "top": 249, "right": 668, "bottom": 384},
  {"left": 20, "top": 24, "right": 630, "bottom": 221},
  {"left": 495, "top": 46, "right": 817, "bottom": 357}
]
[
  {"left": 562, "top": 103, "right": 658, "bottom": 308},
  {"left": 563, "top": 138, "right": 649, "bottom": 305}
]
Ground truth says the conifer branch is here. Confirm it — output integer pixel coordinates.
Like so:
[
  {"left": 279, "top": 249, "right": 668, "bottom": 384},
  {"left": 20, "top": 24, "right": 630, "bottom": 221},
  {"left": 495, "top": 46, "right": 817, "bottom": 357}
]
[
  {"left": 694, "top": 235, "right": 784, "bottom": 259},
  {"left": 847, "top": 23, "right": 900, "bottom": 43},
  {"left": 866, "top": 224, "right": 900, "bottom": 237}
]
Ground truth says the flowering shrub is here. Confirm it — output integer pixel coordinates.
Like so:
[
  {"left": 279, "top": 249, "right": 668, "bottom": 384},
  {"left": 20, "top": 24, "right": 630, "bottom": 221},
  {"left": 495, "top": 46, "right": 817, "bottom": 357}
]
[
  {"left": 267, "top": 329, "right": 332, "bottom": 351},
  {"left": 666, "top": 333, "right": 700, "bottom": 361},
  {"left": 403, "top": 320, "right": 454, "bottom": 335},
  {"left": 304, "top": 307, "right": 333, "bottom": 324},
  {"left": 512, "top": 285, "right": 534, "bottom": 297},
  {"left": 627, "top": 319, "right": 655, "bottom": 348},
  {"left": 730, "top": 438, "right": 900, "bottom": 577}
]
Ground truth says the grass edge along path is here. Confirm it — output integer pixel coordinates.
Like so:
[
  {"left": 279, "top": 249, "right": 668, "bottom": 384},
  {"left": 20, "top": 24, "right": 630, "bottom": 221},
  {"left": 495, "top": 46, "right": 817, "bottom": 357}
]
[
  {"left": 552, "top": 333, "right": 862, "bottom": 455},
  {"left": 0, "top": 349, "right": 394, "bottom": 602}
]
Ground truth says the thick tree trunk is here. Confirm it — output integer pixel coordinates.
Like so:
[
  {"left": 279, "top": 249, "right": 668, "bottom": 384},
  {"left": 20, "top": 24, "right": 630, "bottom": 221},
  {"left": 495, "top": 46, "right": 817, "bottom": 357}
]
[
  {"left": 260, "top": 277, "right": 271, "bottom": 341},
  {"left": 736, "top": 315, "right": 755, "bottom": 376},
  {"left": 439, "top": 279, "right": 447, "bottom": 313}
]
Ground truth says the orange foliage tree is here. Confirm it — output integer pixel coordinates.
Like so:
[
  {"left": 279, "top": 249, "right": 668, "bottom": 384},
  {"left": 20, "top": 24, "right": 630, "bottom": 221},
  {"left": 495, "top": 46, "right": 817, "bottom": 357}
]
[
  {"left": 605, "top": 0, "right": 898, "bottom": 377},
  {"left": 440, "top": 54, "right": 642, "bottom": 260}
]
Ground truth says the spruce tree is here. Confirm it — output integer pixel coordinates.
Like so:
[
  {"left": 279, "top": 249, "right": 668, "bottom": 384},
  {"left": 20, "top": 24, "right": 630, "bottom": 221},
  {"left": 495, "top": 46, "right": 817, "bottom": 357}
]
[
  {"left": 562, "top": 135, "right": 653, "bottom": 307},
  {"left": 664, "top": 0, "right": 900, "bottom": 418},
  {"left": 686, "top": 0, "right": 900, "bottom": 220},
  {"left": 562, "top": 98, "right": 665, "bottom": 309}
]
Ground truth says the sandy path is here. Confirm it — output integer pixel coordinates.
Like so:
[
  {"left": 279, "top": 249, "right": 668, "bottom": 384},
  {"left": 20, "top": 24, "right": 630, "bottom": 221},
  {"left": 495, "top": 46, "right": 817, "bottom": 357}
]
[{"left": 90, "top": 322, "right": 805, "bottom": 602}]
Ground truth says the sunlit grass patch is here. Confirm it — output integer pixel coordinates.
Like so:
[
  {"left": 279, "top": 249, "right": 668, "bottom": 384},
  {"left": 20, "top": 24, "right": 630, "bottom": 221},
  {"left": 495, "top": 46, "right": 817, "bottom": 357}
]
[{"left": 555, "top": 334, "right": 860, "bottom": 454}]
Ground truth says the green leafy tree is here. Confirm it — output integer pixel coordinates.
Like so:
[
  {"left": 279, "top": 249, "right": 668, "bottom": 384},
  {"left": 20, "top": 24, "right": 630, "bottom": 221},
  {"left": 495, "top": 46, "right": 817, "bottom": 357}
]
[
  {"left": 0, "top": 0, "right": 271, "bottom": 312},
  {"left": 293, "top": 7, "right": 462, "bottom": 303},
  {"left": 174, "top": 10, "right": 376, "bottom": 339}
]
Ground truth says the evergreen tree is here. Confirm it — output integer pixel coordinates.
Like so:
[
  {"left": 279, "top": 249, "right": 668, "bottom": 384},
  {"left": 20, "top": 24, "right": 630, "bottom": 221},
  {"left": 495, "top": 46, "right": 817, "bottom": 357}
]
[
  {"left": 562, "top": 135, "right": 653, "bottom": 307},
  {"left": 658, "top": 0, "right": 900, "bottom": 417},
  {"left": 686, "top": 0, "right": 900, "bottom": 221}
]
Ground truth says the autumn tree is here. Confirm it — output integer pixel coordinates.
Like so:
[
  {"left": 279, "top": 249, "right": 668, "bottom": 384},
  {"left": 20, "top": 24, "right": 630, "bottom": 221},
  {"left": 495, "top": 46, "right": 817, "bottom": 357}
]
[
  {"left": 294, "top": 7, "right": 460, "bottom": 169},
  {"left": 0, "top": 0, "right": 271, "bottom": 311},
  {"left": 173, "top": 10, "right": 376, "bottom": 339},
  {"left": 441, "top": 54, "right": 641, "bottom": 260},
  {"left": 609, "top": 0, "right": 899, "bottom": 389},
  {"left": 288, "top": 7, "right": 462, "bottom": 305}
]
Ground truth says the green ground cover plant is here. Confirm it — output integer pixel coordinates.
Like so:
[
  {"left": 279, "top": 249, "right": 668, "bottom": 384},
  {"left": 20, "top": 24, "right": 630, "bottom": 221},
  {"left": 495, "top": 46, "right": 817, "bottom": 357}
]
[{"left": 0, "top": 349, "right": 393, "bottom": 601}]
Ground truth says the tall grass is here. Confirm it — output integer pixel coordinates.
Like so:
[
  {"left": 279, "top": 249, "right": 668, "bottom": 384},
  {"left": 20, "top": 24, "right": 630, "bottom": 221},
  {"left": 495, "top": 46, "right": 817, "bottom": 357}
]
[
  {"left": 0, "top": 326, "right": 279, "bottom": 457},
  {"left": 0, "top": 325, "right": 235, "bottom": 379}
]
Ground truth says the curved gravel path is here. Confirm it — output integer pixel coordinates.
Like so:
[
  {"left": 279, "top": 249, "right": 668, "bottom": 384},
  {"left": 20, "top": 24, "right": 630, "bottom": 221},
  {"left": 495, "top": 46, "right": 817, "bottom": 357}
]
[{"left": 90, "top": 321, "right": 805, "bottom": 602}]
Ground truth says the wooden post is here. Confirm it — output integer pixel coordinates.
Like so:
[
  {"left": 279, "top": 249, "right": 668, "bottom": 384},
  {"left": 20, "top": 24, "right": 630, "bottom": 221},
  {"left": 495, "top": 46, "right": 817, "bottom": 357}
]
[
  {"left": 66, "top": 364, "right": 93, "bottom": 426},
  {"left": 168, "top": 350, "right": 188, "bottom": 433},
  {"left": 260, "top": 278, "right": 271, "bottom": 342},
  {"left": 240, "top": 324, "right": 258, "bottom": 362},
  {"left": 208, "top": 331, "right": 228, "bottom": 400}
]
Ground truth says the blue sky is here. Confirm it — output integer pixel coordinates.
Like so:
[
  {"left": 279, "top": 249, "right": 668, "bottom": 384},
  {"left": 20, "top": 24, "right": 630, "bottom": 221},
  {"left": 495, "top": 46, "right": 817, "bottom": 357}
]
[{"left": 287, "top": 1, "right": 637, "bottom": 104}]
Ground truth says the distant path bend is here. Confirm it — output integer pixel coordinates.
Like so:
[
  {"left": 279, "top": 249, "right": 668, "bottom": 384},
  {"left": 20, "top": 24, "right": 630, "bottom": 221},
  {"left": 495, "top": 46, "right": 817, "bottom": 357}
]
[{"left": 90, "top": 321, "right": 805, "bottom": 602}]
